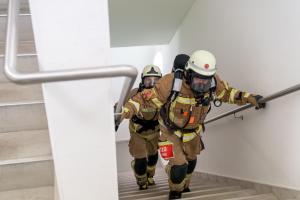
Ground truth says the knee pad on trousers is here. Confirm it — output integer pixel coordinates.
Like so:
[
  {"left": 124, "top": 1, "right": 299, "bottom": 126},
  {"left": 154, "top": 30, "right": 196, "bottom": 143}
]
[
  {"left": 134, "top": 158, "right": 147, "bottom": 175},
  {"left": 147, "top": 153, "right": 158, "bottom": 166},
  {"left": 170, "top": 164, "right": 188, "bottom": 184},
  {"left": 187, "top": 159, "right": 197, "bottom": 174}
]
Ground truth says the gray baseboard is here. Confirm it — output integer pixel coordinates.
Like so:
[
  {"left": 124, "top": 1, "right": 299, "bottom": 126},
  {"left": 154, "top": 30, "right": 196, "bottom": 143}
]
[{"left": 193, "top": 172, "right": 300, "bottom": 200}]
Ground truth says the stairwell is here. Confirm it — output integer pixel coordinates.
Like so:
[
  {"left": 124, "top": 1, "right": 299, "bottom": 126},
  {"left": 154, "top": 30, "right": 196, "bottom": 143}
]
[
  {"left": 0, "top": 0, "right": 54, "bottom": 199},
  {"left": 1, "top": 0, "right": 300, "bottom": 200}
]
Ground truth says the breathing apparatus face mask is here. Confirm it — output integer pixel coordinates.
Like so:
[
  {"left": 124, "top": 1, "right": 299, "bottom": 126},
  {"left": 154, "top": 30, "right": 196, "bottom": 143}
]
[
  {"left": 188, "top": 71, "right": 212, "bottom": 95},
  {"left": 143, "top": 76, "right": 160, "bottom": 89}
]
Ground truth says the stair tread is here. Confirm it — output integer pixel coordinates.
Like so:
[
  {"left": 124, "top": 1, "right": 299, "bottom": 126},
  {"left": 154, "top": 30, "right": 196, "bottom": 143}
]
[
  {"left": 120, "top": 186, "right": 242, "bottom": 200},
  {"left": 224, "top": 193, "right": 278, "bottom": 200},
  {"left": 0, "top": 155, "right": 52, "bottom": 166},
  {"left": 0, "top": 129, "right": 51, "bottom": 162},
  {"left": 0, "top": 41, "right": 35, "bottom": 55},
  {"left": 119, "top": 184, "right": 223, "bottom": 196},
  {"left": 118, "top": 179, "right": 214, "bottom": 192},
  {"left": 0, "top": 159, "right": 54, "bottom": 192},
  {"left": 181, "top": 189, "right": 257, "bottom": 200},
  {"left": 119, "top": 179, "right": 219, "bottom": 191},
  {"left": 133, "top": 189, "right": 256, "bottom": 200},
  {"left": 0, "top": 186, "right": 53, "bottom": 200},
  {"left": 0, "top": 102, "right": 47, "bottom": 133},
  {"left": 117, "top": 171, "right": 281, "bottom": 200},
  {"left": 0, "top": 15, "right": 34, "bottom": 42},
  {"left": 0, "top": 82, "right": 42, "bottom": 103},
  {"left": 0, "top": 0, "right": 29, "bottom": 16}
]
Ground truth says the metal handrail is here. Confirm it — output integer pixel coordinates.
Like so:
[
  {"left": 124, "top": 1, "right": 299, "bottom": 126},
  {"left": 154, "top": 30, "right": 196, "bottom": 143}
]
[
  {"left": 0, "top": 100, "right": 44, "bottom": 107},
  {"left": 205, "top": 83, "right": 300, "bottom": 124},
  {"left": 0, "top": 13, "right": 30, "bottom": 17},
  {"left": 0, "top": 53, "right": 36, "bottom": 58},
  {"left": 4, "top": 0, "right": 138, "bottom": 117}
]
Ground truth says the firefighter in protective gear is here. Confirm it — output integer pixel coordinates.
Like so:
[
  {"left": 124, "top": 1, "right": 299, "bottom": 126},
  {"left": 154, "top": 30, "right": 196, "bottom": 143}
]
[
  {"left": 125, "top": 65, "right": 162, "bottom": 190},
  {"left": 121, "top": 51, "right": 265, "bottom": 199}
]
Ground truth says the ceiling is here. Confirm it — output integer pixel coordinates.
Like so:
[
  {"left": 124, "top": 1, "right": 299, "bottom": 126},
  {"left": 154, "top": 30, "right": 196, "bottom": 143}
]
[{"left": 108, "top": 0, "right": 195, "bottom": 47}]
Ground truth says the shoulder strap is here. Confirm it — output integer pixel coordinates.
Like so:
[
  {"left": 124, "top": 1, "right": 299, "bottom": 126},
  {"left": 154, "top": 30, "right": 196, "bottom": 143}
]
[{"left": 166, "top": 69, "right": 184, "bottom": 103}]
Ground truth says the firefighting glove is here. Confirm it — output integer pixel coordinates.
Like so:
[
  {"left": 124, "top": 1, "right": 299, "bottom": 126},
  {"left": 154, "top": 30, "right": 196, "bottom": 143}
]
[
  {"left": 115, "top": 111, "right": 130, "bottom": 131},
  {"left": 115, "top": 119, "right": 120, "bottom": 131},
  {"left": 114, "top": 103, "right": 118, "bottom": 112},
  {"left": 114, "top": 103, "right": 120, "bottom": 131},
  {"left": 248, "top": 95, "right": 266, "bottom": 110}
]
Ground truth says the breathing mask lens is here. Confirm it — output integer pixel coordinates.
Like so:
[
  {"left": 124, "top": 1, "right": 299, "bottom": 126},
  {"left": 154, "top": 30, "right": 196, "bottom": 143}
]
[
  {"left": 143, "top": 76, "right": 160, "bottom": 88},
  {"left": 190, "top": 75, "right": 212, "bottom": 94}
]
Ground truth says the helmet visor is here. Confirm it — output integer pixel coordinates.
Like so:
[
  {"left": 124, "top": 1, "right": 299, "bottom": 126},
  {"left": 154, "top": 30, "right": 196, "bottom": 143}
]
[
  {"left": 190, "top": 76, "right": 212, "bottom": 93},
  {"left": 143, "top": 76, "right": 160, "bottom": 88}
]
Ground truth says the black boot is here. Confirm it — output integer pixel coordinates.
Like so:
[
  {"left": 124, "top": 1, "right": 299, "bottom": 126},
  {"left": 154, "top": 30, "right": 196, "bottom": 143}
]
[
  {"left": 182, "top": 187, "right": 190, "bottom": 193},
  {"left": 169, "top": 191, "right": 182, "bottom": 199},
  {"left": 139, "top": 184, "right": 148, "bottom": 190},
  {"left": 147, "top": 174, "right": 155, "bottom": 186}
]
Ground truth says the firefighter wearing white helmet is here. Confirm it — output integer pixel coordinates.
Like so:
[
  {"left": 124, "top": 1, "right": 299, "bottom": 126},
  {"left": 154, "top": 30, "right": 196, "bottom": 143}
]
[
  {"left": 116, "top": 64, "right": 162, "bottom": 191},
  {"left": 120, "top": 51, "right": 265, "bottom": 199},
  {"left": 185, "top": 50, "right": 217, "bottom": 97},
  {"left": 141, "top": 65, "right": 162, "bottom": 89},
  {"left": 186, "top": 50, "right": 217, "bottom": 76}
]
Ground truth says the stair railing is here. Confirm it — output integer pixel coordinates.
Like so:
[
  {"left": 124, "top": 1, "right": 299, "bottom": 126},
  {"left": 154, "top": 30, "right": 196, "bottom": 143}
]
[
  {"left": 4, "top": 0, "right": 138, "bottom": 118},
  {"left": 6, "top": 0, "right": 299, "bottom": 124},
  {"left": 205, "top": 83, "right": 300, "bottom": 124}
]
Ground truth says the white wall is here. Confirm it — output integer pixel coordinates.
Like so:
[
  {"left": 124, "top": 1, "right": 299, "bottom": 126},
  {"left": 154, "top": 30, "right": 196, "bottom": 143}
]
[
  {"left": 109, "top": 0, "right": 195, "bottom": 47},
  {"left": 30, "top": 0, "right": 118, "bottom": 199},
  {"left": 166, "top": 0, "right": 300, "bottom": 190}
]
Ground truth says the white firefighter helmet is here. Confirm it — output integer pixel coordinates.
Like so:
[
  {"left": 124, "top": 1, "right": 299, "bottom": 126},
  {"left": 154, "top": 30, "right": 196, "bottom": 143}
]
[
  {"left": 142, "top": 65, "right": 162, "bottom": 78},
  {"left": 185, "top": 50, "right": 217, "bottom": 76}
]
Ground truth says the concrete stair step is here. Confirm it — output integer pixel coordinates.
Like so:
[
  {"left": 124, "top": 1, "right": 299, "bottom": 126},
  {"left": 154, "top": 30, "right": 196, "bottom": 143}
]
[
  {"left": 0, "top": 82, "right": 42, "bottom": 103},
  {"left": 224, "top": 193, "right": 278, "bottom": 200},
  {"left": 120, "top": 186, "right": 242, "bottom": 200},
  {"left": 0, "top": 102, "right": 47, "bottom": 133},
  {"left": 0, "top": 129, "right": 51, "bottom": 161},
  {"left": 118, "top": 171, "right": 208, "bottom": 187},
  {"left": 0, "top": 15, "right": 33, "bottom": 42},
  {"left": 119, "top": 183, "right": 222, "bottom": 196},
  {"left": 137, "top": 188, "right": 253, "bottom": 200},
  {"left": 0, "top": 0, "right": 29, "bottom": 15},
  {"left": 119, "top": 177, "right": 216, "bottom": 192},
  {"left": 0, "top": 186, "right": 53, "bottom": 200},
  {"left": 0, "top": 41, "right": 36, "bottom": 55},
  {"left": 119, "top": 180, "right": 221, "bottom": 193},
  {"left": 180, "top": 189, "right": 257, "bottom": 200},
  {"left": 118, "top": 170, "right": 280, "bottom": 200},
  {"left": 0, "top": 157, "right": 54, "bottom": 191}
]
